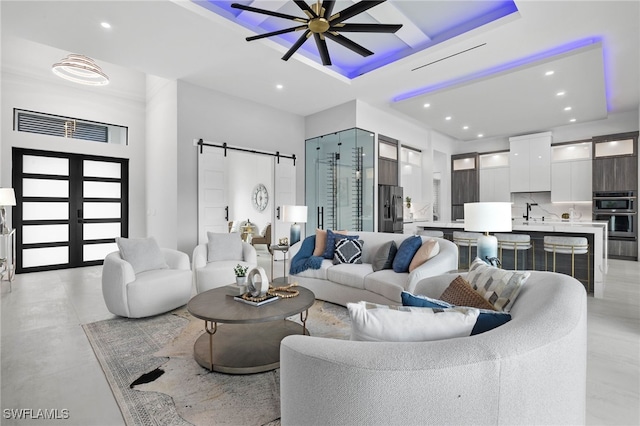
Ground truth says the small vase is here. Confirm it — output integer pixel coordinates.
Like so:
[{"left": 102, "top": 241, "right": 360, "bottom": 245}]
[{"left": 236, "top": 276, "right": 247, "bottom": 285}]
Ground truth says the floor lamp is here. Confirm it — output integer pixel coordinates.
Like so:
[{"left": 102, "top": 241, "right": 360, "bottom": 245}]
[
  {"left": 281, "top": 205, "right": 308, "bottom": 246},
  {"left": 464, "top": 202, "right": 512, "bottom": 266}
]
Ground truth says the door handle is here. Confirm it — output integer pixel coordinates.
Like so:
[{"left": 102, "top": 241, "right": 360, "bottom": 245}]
[
  {"left": 276, "top": 206, "right": 280, "bottom": 220},
  {"left": 224, "top": 206, "right": 229, "bottom": 221}
]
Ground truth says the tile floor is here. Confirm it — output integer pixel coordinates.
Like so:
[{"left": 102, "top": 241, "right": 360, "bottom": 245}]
[{"left": 1, "top": 248, "right": 638, "bottom": 425}]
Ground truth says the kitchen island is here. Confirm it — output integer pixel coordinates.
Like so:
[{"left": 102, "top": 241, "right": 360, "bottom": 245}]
[{"left": 417, "top": 220, "right": 608, "bottom": 298}]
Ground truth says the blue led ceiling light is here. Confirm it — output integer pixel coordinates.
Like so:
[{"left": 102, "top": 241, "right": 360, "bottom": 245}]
[{"left": 196, "top": 0, "right": 519, "bottom": 79}]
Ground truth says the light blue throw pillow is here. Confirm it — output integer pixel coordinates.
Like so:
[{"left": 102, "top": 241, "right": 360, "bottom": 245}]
[{"left": 392, "top": 235, "right": 423, "bottom": 273}]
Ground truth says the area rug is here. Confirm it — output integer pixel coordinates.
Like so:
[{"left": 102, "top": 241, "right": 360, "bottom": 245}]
[{"left": 83, "top": 301, "right": 350, "bottom": 426}]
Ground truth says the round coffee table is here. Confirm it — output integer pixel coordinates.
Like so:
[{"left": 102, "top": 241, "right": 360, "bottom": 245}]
[{"left": 187, "top": 285, "right": 315, "bottom": 374}]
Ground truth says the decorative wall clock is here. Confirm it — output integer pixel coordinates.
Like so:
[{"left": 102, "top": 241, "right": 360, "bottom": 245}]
[{"left": 252, "top": 183, "right": 269, "bottom": 211}]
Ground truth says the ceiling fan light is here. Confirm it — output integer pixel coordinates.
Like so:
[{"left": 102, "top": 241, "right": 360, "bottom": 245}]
[{"left": 52, "top": 54, "right": 109, "bottom": 86}]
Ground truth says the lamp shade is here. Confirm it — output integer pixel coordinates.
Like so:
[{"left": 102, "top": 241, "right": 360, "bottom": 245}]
[
  {"left": 464, "top": 202, "right": 512, "bottom": 233},
  {"left": 281, "top": 205, "right": 308, "bottom": 223},
  {"left": 0, "top": 188, "right": 16, "bottom": 206}
]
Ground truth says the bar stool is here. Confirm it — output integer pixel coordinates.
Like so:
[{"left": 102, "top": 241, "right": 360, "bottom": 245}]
[
  {"left": 417, "top": 230, "right": 444, "bottom": 238},
  {"left": 495, "top": 233, "right": 534, "bottom": 271},
  {"left": 544, "top": 236, "right": 590, "bottom": 291},
  {"left": 453, "top": 231, "right": 482, "bottom": 270}
]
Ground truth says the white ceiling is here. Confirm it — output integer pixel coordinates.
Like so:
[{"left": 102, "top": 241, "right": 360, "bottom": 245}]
[{"left": 1, "top": 1, "right": 638, "bottom": 142}]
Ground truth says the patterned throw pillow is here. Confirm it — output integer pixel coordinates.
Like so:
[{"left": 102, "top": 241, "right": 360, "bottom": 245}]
[
  {"left": 348, "top": 301, "right": 480, "bottom": 342},
  {"left": 466, "top": 258, "right": 529, "bottom": 312},
  {"left": 440, "top": 276, "right": 497, "bottom": 311},
  {"left": 408, "top": 239, "right": 440, "bottom": 272},
  {"left": 372, "top": 240, "right": 397, "bottom": 271},
  {"left": 392, "top": 235, "right": 423, "bottom": 273},
  {"left": 400, "top": 291, "right": 512, "bottom": 335},
  {"left": 333, "top": 239, "right": 364, "bottom": 264},
  {"left": 323, "top": 230, "right": 357, "bottom": 259}
]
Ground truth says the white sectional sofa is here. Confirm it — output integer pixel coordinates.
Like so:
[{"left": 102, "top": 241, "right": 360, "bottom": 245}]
[
  {"left": 280, "top": 270, "right": 587, "bottom": 425},
  {"left": 288, "top": 231, "right": 458, "bottom": 306}
]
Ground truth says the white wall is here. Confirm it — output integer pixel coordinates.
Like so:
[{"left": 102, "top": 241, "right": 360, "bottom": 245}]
[
  {"left": 304, "top": 100, "right": 357, "bottom": 139},
  {"left": 0, "top": 68, "right": 147, "bottom": 239},
  {"left": 176, "top": 81, "right": 305, "bottom": 256},
  {"left": 145, "top": 76, "right": 178, "bottom": 248},
  {"left": 227, "top": 151, "right": 272, "bottom": 231}
]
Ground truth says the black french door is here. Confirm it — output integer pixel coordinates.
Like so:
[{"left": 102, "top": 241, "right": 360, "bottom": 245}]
[{"left": 12, "top": 148, "right": 128, "bottom": 273}]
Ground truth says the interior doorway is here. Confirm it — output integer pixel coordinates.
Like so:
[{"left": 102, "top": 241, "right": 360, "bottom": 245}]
[{"left": 12, "top": 148, "right": 128, "bottom": 273}]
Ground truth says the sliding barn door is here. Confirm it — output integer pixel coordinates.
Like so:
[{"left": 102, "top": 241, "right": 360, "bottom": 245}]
[
  {"left": 197, "top": 145, "right": 229, "bottom": 244},
  {"left": 273, "top": 158, "right": 296, "bottom": 259}
]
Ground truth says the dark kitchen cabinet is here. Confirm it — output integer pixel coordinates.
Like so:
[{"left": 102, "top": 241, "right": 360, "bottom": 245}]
[
  {"left": 451, "top": 153, "right": 479, "bottom": 221},
  {"left": 592, "top": 132, "right": 638, "bottom": 192}
]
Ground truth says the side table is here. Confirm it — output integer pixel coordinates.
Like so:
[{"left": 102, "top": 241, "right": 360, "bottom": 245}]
[
  {"left": 270, "top": 244, "right": 290, "bottom": 285},
  {"left": 1, "top": 229, "right": 16, "bottom": 292}
]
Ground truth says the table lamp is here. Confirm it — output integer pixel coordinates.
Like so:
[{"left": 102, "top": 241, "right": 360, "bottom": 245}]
[
  {"left": 464, "top": 202, "right": 512, "bottom": 265},
  {"left": 0, "top": 188, "right": 16, "bottom": 234},
  {"left": 281, "top": 205, "right": 307, "bottom": 246}
]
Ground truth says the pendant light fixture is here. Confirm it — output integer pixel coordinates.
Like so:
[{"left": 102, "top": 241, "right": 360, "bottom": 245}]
[{"left": 52, "top": 54, "right": 109, "bottom": 86}]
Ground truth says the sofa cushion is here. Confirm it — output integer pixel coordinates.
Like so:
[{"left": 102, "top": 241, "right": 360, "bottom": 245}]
[
  {"left": 313, "top": 229, "right": 328, "bottom": 256},
  {"left": 333, "top": 239, "right": 364, "bottom": 264},
  {"left": 207, "top": 232, "right": 243, "bottom": 262},
  {"left": 323, "top": 229, "right": 354, "bottom": 259},
  {"left": 408, "top": 239, "right": 440, "bottom": 272},
  {"left": 440, "top": 275, "right": 496, "bottom": 311},
  {"left": 392, "top": 235, "right": 423, "bottom": 272},
  {"left": 372, "top": 240, "right": 397, "bottom": 272},
  {"left": 467, "top": 258, "right": 529, "bottom": 312},
  {"left": 364, "top": 269, "right": 408, "bottom": 301},
  {"left": 348, "top": 301, "right": 480, "bottom": 342},
  {"left": 326, "top": 263, "right": 373, "bottom": 290},
  {"left": 293, "top": 258, "right": 333, "bottom": 280},
  {"left": 401, "top": 291, "right": 512, "bottom": 335},
  {"left": 116, "top": 237, "right": 169, "bottom": 274}
]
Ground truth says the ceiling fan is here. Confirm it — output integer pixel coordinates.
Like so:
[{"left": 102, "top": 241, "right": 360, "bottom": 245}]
[{"left": 230, "top": 0, "right": 402, "bottom": 66}]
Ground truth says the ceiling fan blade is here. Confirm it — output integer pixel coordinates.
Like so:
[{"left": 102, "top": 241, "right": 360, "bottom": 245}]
[
  {"left": 321, "top": 0, "right": 336, "bottom": 18},
  {"left": 313, "top": 33, "right": 332, "bottom": 65},
  {"left": 293, "top": 0, "right": 318, "bottom": 18},
  {"left": 329, "top": 0, "right": 386, "bottom": 24},
  {"left": 332, "top": 23, "right": 402, "bottom": 33},
  {"left": 324, "top": 32, "right": 373, "bottom": 57},
  {"left": 282, "top": 30, "right": 312, "bottom": 61},
  {"left": 231, "top": 3, "right": 307, "bottom": 23},
  {"left": 246, "top": 25, "right": 307, "bottom": 42}
]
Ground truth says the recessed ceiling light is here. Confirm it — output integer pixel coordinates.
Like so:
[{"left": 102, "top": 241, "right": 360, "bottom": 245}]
[
  {"left": 564, "top": 106, "right": 572, "bottom": 111},
  {"left": 423, "top": 103, "right": 431, "bottom": 108},
  {"left": 569, "top": 118, "right": 577, "bottom": 122},
  {"left": 100, "top": 22, "right": 111, "bottom": 29},
  {"left": 556, "top": 91, "right": 566, "bottom": 96},
  {"left": 462, "top": 126, "right": 469, "bottom": 130},
  {"left": 276, "top": 84, "right": 284, "bottom": 90},
  {"left": 445, "top": 116, "right": 452, "bottom": 121},
  {"left": 477, "top": 134, "right": 484, "bottom": 138},
  {"left": 545, "top": 70, "right": 555, "bottom": 76}
]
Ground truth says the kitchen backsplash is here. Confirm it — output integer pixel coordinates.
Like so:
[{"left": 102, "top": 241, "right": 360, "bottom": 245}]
[{"left": 511, "top": 192, "right": 593, "bottom": 222}]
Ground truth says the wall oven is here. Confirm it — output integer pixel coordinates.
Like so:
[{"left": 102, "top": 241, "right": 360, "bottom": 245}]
[{"left": 593, "top": 191, "right": 637, "bottom": 240}]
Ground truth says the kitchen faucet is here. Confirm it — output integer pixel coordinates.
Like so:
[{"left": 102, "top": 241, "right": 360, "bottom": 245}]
[{"left": 523, "top": 203, "right": 538, "bottom": 221}]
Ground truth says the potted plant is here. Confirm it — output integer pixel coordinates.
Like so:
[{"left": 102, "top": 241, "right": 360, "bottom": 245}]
[{"left": 234, "top": 264, "right": 248, "bottom": 285}]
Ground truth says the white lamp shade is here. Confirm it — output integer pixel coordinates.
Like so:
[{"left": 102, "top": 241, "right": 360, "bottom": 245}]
[
  {"left": 0, "top": 188, "right": 16, "bottom": 206},
  {"left": 281, "top": 205, "right": 308, "bottom": 223},
  {"left": 464, "top": 202, "right": 512, "bottom": 233}
]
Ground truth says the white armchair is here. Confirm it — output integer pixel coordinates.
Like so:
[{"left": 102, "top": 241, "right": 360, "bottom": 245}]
[
  {"left": 102, "top": 244, "right": 192, "bottom": 318},
  {"left": 193, "top": 232, "right": 258, "bottom": 294}
]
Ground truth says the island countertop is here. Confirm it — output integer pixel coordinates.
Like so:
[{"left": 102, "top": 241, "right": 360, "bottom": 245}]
[{"left": 417, "top": 220, "right": 608, "bottom": 299}]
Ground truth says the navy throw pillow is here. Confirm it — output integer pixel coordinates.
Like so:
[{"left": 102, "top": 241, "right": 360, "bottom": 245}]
[
  {"left": 401, "top": 291, "right": 512, "bottom": 336},
  {"left": 323, "top": 230, "right": 359, "bottom": 259},
  {"left": 392, "top": 236, "right": 423, "bottom": 273}
]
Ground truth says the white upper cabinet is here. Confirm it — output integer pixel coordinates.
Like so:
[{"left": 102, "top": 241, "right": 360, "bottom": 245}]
[
  {"left": 551, "top": 142, "right": 592, "bottom": 202},
  {"left": 479, "top": 152, "right": 510, "bottom": 202},
  {"left": 509, "top": 132, "right": 551, "bottom": 192}
]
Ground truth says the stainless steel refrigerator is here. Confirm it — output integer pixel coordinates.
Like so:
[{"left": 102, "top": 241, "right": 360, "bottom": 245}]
[{"left": 378, "top": 185, "right": 404, "bottom": 233}]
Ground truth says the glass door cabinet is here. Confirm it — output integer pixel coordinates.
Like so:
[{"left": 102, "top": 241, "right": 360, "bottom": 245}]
[{"left": 305, "top": 128, "right": 375, "bottom": 235}]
